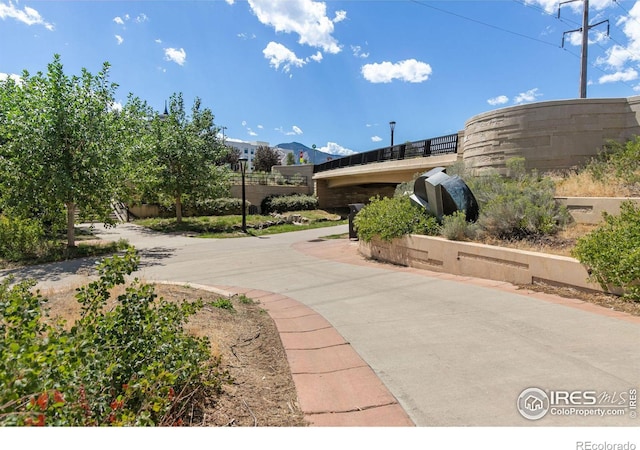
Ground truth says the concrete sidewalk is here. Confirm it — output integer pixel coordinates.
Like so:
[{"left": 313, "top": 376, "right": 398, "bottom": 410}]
[{"left": 2, "top": 223, "right": 639, "bottom": 426}]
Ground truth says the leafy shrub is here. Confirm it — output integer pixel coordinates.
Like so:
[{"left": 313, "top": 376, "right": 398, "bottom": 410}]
[
  {"left": 290, "top": 173, "right": 305, "bottom": 186},
  {"left": 587, "top": 137, "right": 640, "bottom": 186},
  {"left": 0, "top": 215, "right": 45, "bottom": 261},
  {"left": 355, "top": 195, "right": 440, "bottom": 242},
  {"left": 0, "top": 248, "right": 228, "bottom": 426},
  {"left": 467, "top": 163, "right": 571, "bottom": 240},
  {"left": 261, "top": 194, "right": 318, "bottom": 214},
  {"left": 572, "top": 201, "right": 640, "bottom": 301},
  {"left": 271, "top": 172, "right": 286, "bottom": 185},
  {"left": 191, "top": 197, "right": 250, "bottom": 216},
  {"left": 441, "top": 210, "right": 477, "bottom": 241}
]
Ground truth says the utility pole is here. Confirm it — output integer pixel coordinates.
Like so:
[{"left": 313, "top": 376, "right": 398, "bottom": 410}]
[
  {"left": 579, "top": 0, "right": 589, "bottom": 99},
  {"left": 559, "top": 0, "right": 609, "bottom": 98}
]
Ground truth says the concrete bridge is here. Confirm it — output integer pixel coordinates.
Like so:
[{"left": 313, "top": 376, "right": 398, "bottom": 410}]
[{"left": 312, "top": 95, "right": 640, "bottom": 210}]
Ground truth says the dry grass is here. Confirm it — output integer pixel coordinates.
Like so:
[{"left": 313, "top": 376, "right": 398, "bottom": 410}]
[
  {"left": 478, "top": 223, "right": 598, "bottom": 257},
  {"left": 551, "top": 171, "right": 634, "bottom": 197}
]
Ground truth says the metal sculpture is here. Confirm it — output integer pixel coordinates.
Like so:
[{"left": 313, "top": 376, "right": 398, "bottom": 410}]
[{"left": 409, "top": 167, "right": 479, "bottom": 222}]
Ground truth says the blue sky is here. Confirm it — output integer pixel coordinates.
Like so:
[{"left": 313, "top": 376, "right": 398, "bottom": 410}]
[{"left": 3, "top": 0, "right": 640, "bottom": 156}]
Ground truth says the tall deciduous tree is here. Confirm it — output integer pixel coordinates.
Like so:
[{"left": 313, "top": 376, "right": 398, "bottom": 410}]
[
  {"left": 150, "top": 93, "right": 229, "bottom": 223},
  {"left": 285, "top": 152, "right": 295, "bottom": 166},
  {"left": 0, "top": 55, "right": 124, "bottom": 247},
  {"left": 253, "top": 145, "right": 281, "bottom": 172}
]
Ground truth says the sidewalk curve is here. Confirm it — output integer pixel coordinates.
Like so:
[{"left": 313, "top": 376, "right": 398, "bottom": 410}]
[{"left": 156, "top": 281, "right": 414, "bottom": 427}]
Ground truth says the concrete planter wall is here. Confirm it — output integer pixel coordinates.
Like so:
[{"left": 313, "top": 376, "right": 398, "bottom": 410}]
[
  {"left": 359, "top": 234, "right": 607, "bottom": 294},
  {"left": 128, "top": 204, "right": 161, "bottom": 219},
  {"left": 556, "top": 197, "right": 640, "bottom": 224}
]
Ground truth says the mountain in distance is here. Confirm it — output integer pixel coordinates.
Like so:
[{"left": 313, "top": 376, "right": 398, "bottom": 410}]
[{"left": 275, "top": 142, "right": 343, "bottom": 164}]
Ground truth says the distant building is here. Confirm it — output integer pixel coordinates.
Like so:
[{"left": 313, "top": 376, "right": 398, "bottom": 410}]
[{"left": 224, "top": 139, "right": 271, "bottom": 173}]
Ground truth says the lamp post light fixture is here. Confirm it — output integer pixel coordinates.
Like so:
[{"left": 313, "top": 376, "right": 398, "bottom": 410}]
[
  {"left": 238, "top": 157, "right": 248, "bottom": 233},
  {"left": 389, "top": 121, "right": 396, "bottom": 147}
]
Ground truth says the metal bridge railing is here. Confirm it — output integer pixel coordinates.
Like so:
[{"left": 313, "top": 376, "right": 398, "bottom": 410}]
[{"left": 313, "top": 133, "right": 458, "bottom": 174}]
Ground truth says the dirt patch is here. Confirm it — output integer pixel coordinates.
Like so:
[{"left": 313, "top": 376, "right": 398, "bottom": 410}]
[{"left": 43, "top": 283, "right": 308, "bottom": 427}]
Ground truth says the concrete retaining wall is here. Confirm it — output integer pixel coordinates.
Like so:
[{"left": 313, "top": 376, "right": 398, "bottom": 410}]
[
  {"left": 128, "top": 204, "right": 161, "bottom": 219},
  {"left": 557, "top": 197, "right": 640, "bottom": 224},
  {"left": 462, "top": 96, "right": 640, "bottom": 175},
  {"left": 359, "top": 235, "right": 606, "bottom": 293}
]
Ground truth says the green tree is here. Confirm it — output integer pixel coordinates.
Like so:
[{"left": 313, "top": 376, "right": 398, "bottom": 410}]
[
  {"left": 224, "top": 146, "right": 241, "bottom": 169},
  {"left": 0, "top": 54, "right": 124, "bottom": 247},
  {"left": 149, "top": 93, "right": 229, "bottom": 223},
  {"left": 253, "top": 145, "right": 281, "bottom": 172},
  {"left": 285, "top": 152, "right": 295, "bottom": 166}
]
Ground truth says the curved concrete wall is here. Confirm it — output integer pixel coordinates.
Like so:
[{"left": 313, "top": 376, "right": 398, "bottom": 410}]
[{"left": 461, "top": 96, "right": 640, "bottom": 174}]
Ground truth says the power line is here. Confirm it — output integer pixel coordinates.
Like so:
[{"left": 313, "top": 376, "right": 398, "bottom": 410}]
[
  {"left": 408, "top": 0, "right": 561, "bottom": 48},
  {"left": 408, "top": 0, "right": 637, "bottom": 92},
  {"left": 511, "top": 0, "right": 582, "bottom": 27}
]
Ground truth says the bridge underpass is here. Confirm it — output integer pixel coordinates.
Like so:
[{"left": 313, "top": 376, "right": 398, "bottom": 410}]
[{"left": 313, "top": 151, "right": 459, "bottom": 210}]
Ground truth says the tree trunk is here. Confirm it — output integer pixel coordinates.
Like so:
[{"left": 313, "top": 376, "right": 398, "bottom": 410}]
[
  {"left": 66, "top": 201, "right": 76, "bottom": 248},
  {"left": 175, "top": 196, "right": 183, "bottom": 224}
]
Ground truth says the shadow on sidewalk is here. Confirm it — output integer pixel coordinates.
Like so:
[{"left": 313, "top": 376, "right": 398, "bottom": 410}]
[
  {"left": 0, "top": 257, "right": 101, "bottom": 284},
  {"left": 137, "top": 246, "right": 177, "bottom": 268}
]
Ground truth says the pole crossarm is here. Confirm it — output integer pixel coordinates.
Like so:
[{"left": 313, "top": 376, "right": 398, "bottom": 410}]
[{"left": 558, "top": 0, "right": 609, "bottom": 98}]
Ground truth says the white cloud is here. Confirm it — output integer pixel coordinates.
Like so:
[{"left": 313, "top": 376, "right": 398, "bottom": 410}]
[
  {"left": 600, "top": 2, "right": 640, "bottom": 69},
  {"left": 237, "top": 32, "right": 256, "bottom": 40},
  {"left": 308, "top": 51, "right": 323, "bottom": 62},
  {"left": 263, "top": 42, "right": 306, "bottom": 72},
  {"left": 371, "top": 136, "right": 382, "bottom": 142},
  {"left": 361, "top": 59, "right": 432, "bottom": 83},
  {"left": 351, "top": 45, "right": 369, "bottom": 59},
  {"left": 225, "top": 0, "right": 235, "bottom": 4},
  {"left": 113, "top": 16, "right": 125, "bottom": 25},
  {"left": 241, "top": 120, "right": 248, "bottom": 126},
  {"left": 155, "top": 38, "right": 162, "bottom": 44},
  {"left": 514, "top": 88, "right": 542, "bottom": 104},
  {"left": 487, "top": 95, "right": 509, "bottom": 106},
  {"left": 526, "top": 0, "right": 611, "bottom": 14},
  {"left": 109, "top": 101, "right": 123, "bottom": 112},
  {"left": 135, "top": 13, "right": 149, "bottom": 23},
  {"left": 0, "top": 2, "right": 54, "bottom": 30},
  {"left": 115, "top": 35, "right": 124, "bottom": 45},
  {"left": 276, "top": 125, "right": 304, "bottom": 135},
  {"left": 565, "top": 27, "right": 610, "bottom": 47},
  {"left": 0, "top": 72, "right": 21, "bottom": 83},
  {"left": 333, "top": 10, "right": 347, "bottom": 23},
  {"left": 257, "top": 125, "right": 264, "bottom": 129},
  {"left": 164, "top": 47, "right": 187, "bottom": 65},
  {"left": 248, "top": 129, "right": 258, "bottom": 137},
  {"left": 599, "top": 68, "right": 639, "bottom": 84},
  {"left": 248, "top": 0, "right": 343, "bottom": 54},
  {"left": 319, "top": 142, "right": 355, "bottom": 156}
]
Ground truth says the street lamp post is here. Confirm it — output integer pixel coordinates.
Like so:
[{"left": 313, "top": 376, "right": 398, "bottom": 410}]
[
  {"left": 239, "top": 157, "right": 248, "bottom": 233},
  {"left": 159, "top": 100, "right": 169, "bottom": 121},
  {"left": 221, "top": 126, "right": 227, "bottom": 146},
  {"left": 389, "top": 121, "right": 396, "bottom": 147}
]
